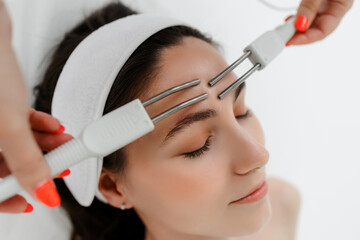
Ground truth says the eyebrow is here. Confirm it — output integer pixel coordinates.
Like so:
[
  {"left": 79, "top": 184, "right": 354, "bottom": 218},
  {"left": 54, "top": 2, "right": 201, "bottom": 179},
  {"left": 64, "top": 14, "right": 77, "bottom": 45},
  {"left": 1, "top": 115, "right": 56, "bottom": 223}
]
[{"left": 162, "top": 82, "right": 246, "bottom": 145}]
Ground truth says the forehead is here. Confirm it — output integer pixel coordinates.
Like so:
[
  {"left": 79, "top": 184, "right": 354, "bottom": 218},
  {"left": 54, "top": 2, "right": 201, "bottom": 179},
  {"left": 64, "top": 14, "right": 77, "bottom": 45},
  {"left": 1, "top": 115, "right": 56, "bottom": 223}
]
[
  {"left": 142, "top": 37, "right": 237, "bottom": 115},
  {"left": 146, "top": 37, "right": 227, "bottom": 97},
  {"left": 133, "top": 37, "right": 239, "bottom": 145}
]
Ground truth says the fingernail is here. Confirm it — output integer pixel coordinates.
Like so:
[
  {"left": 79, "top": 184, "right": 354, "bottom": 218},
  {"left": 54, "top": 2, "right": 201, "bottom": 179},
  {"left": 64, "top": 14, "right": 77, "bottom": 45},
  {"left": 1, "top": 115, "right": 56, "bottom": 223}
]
[
  {"left": 284, "top": 16, "right": 292, "bottom": 22},
  {"left": 23, "top": 203, "right": 33, "bottom": 213},
  {"left": 285, "top": 43, "right": 291, "bottom": 47},
  {"left": 35, "top": 180, "right": 61, "bottom": 208},
  {"left": 55, "top": 125, "right": 65, "bottom": 134},
  {"left": 55, "top": 169, "right": 71, "bottom": 179},
  {"left": 295, "top": 16, "right": 309, "bottom": 32}
]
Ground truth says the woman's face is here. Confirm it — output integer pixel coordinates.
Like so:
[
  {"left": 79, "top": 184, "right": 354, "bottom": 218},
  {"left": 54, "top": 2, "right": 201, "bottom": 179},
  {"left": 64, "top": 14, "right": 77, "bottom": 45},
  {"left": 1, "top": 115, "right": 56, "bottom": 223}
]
[{"left": 102, "top": 37, "right": 270, "bottom": 238}]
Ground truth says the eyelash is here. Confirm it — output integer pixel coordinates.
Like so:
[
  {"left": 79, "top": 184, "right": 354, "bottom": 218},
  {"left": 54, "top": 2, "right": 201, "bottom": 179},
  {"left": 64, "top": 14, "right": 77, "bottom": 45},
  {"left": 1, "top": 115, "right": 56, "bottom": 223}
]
[
  {"left": 182, "top": 109, "right": 251, "bottom": 159},
  {"left": 183, "top": 136, "right": 212, "bottom": 159},
  {"left": 236, "top": 109, "right": 251, "bottom": 120}
]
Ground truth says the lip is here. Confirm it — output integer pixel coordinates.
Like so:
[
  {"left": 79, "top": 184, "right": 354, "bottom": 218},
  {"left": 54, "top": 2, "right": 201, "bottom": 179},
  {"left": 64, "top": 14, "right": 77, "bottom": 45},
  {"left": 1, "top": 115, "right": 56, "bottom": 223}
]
[{"left": 230, "top": 181, "right": 268, "bottom": 204}]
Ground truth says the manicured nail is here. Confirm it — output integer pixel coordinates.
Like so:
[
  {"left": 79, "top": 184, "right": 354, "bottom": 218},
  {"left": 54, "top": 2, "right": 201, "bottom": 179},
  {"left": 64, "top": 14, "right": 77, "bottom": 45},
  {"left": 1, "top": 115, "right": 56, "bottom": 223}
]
[
  {"left": 285, "top": 43, "right": 291, "bottom": 47},
  {"left": 55, "top": 169, "right": 71, "bottom": 179},
  {"left": 35, "top": 180, "right": 61, "bottom": 208},
  {"left": 55, "top": 125, "right": 65, "bottom": 134},
  {"left": 295, "top": 16, "right": 309, "bottom": 32},
  {"left": 23, "top": 203, "right": 33, "bottom": 213},
  {"left": 284, "top": 16, "right": 292, "bottom": 22}
]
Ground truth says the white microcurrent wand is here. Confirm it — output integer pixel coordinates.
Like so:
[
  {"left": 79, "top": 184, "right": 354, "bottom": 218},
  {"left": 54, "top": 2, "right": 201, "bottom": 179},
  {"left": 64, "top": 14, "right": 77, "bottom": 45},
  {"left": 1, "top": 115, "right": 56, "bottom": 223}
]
[
  {"left": 0, "top": 17, "right": 296, "bottom": 202},
  {"left": 0, "top": 79, "right": 207, "bottom": 202},
  {"left": 208, "top": 17, "right": 296, "bottom": 98}
]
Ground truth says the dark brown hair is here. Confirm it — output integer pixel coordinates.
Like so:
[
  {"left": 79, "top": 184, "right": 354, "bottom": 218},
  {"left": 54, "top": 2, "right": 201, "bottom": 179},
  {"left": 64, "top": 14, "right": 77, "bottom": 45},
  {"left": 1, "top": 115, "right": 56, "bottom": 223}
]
[{"left": 34, "top": 2, "right": 214, "bottom": 239}]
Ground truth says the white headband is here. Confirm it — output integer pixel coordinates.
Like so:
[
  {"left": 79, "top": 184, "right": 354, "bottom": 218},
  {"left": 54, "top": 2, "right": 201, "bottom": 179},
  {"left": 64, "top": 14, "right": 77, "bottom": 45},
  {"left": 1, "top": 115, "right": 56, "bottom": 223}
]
[{"left": 51, "top": 14, "right": 184, "bottom": 206}]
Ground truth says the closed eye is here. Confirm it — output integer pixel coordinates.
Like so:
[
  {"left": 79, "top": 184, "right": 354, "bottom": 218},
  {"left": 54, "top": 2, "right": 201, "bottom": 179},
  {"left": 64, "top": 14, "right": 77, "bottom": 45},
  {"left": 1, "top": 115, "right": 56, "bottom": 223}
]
[
  {"left": 236, "top": 109, "right": 251, "bottom": 120},
  {"left": 183, "top": 136, "right": 212, "bottom": 159},
  {"left": 182, "top": 110, "right": 251, "bottom": 159}
]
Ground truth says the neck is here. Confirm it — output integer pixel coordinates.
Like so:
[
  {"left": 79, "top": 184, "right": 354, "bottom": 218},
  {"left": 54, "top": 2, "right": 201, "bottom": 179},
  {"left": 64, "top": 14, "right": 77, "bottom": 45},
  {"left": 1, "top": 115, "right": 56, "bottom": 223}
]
[
  {"left": 139, "top": 210, "right": 245, "bottom": 240},
  {"left": 144, "top": 227, "right": 241, "bottom": 240}
]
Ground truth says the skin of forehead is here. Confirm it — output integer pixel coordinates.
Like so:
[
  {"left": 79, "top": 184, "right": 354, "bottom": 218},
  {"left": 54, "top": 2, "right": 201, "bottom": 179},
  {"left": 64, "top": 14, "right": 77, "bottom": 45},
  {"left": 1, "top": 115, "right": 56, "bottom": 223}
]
[{"left": 136, "top": 37, "right": 240, "bottom": 145}]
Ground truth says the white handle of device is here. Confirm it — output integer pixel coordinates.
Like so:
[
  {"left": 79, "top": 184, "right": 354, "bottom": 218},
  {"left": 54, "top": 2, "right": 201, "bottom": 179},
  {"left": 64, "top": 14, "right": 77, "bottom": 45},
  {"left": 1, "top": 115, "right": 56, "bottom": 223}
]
[
  {"left": 0, "top": 99, "right": 154, "bottom": 202},
  {"left": 244, "top": 17, "right": 296, "bottom": 70}
]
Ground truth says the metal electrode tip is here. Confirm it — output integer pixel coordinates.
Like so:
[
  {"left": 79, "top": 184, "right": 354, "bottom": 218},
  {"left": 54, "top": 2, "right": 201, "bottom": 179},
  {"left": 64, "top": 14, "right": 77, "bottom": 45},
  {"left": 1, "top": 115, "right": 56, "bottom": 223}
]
[{"left": 208, "top": 51, "right": 251, "bottom": 87}]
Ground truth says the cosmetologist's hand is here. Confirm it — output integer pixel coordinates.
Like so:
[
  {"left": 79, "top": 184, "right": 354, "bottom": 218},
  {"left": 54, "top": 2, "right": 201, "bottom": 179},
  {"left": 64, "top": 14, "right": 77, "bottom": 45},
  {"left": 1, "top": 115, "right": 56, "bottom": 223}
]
[
  {"left": 0, "top": 109, "right": 73, "bottom": 213},
  {"left": 0, "top": 1, "right": 71, "bottom": 212},
  {"left": 288, "top": 0, "right": 353, "bottom": 46}
]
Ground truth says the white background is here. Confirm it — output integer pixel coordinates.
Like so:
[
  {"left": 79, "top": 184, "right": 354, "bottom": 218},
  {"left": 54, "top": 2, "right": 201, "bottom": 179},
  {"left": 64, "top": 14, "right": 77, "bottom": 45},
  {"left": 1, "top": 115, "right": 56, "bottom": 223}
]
[{"left": 2, "top": 0, "right": 360, "bottom": 239}]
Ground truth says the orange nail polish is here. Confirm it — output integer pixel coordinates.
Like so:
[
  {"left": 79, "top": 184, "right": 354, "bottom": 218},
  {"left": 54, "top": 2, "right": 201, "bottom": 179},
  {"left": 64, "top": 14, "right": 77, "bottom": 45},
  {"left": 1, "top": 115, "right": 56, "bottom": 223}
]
[
  {"left": 23, "top": 203, "right": 33, "bottom": 213},
  {"left": 295, "top": 16, "right": 309, "bottom": 32},
  {"left": 284, "top": 16, "right": 292, "bottom": 22},
  {"left": 55, "top": 125, "right": 65, "bottom": 134},
  {"left": 55, "top": 169, "right": 71, "bottom": 179},
  {"left": 35, "top": 180, "right": 61, "bottom": 208}
]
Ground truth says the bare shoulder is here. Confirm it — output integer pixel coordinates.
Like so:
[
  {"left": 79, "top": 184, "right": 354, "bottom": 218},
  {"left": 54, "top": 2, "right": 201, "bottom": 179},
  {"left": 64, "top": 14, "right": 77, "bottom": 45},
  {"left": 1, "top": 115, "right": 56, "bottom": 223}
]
[
  {"left": 237, "top": 178, "right": 301, "bottom": 240},
  {"left": 268, "top": 177, "right": 301, "bottom": 216},
  {"left": 267, "top": 177, "right": 301, "bottom": 239}
]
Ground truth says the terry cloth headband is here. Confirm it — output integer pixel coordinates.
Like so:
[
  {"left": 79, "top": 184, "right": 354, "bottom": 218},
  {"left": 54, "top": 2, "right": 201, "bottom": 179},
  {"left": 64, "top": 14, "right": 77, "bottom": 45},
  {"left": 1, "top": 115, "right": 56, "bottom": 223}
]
[{"left": 51, "top": 14, "right": 185, "bottom": 206}]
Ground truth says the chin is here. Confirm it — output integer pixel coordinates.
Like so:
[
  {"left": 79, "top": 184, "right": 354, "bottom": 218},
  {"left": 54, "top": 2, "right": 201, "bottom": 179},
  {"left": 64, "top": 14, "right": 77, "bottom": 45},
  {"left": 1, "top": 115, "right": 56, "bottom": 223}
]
[
  {"left": 224, "top": 195, "right": 272, "bottom": 238},
  {"left": 248, "top": 196, "right": 272, "bottom": 235}
]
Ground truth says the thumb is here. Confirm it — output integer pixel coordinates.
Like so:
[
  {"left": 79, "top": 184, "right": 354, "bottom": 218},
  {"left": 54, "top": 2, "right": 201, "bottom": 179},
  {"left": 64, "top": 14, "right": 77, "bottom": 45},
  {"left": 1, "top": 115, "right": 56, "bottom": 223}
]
[
  {"left": 296, "top": 0, "right": 323, "bottom": 31},
  {"left": 0, "top": 122, "right": 60, "bottom": 208}
]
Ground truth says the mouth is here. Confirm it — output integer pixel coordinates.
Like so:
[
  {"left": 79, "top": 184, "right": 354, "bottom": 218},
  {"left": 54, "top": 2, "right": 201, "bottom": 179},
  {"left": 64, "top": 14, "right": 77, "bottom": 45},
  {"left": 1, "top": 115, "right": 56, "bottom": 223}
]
[{"left": 230, "top": 181, "right": 268, "bottom": 204}]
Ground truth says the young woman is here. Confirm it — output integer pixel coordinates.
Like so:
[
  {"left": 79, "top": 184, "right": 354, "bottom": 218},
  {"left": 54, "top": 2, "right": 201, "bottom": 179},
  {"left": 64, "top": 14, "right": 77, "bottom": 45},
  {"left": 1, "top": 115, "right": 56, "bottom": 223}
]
[{"left": 34, "top": 2, "right": 300, "bottom": 240}]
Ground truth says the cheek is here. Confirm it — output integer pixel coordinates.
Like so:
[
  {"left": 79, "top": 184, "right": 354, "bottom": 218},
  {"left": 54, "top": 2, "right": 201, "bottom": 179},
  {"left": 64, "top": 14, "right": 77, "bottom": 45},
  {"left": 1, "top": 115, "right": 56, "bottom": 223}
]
[
  {"left": 127, "top": 152, "right": 227, "bottom": 209},
  {"left": 123, "top": 146, "right": 230, "bottom": 232},
  {"left": 124, "top": 130, "right": 228, "bottom": 207}
]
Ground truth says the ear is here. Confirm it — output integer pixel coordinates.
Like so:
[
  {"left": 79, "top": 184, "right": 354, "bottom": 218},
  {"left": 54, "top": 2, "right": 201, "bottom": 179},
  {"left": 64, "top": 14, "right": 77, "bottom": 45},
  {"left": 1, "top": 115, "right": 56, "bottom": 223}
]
[{"left": 98, "top": 169, "right": 133, "bottom": 209}]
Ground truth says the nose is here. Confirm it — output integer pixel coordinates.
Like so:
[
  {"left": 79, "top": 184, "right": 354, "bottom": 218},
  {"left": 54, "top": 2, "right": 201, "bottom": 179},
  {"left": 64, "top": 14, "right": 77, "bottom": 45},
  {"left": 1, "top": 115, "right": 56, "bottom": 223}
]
[{"left": 227, "top": 127, "right": 269, "bottom": 175}]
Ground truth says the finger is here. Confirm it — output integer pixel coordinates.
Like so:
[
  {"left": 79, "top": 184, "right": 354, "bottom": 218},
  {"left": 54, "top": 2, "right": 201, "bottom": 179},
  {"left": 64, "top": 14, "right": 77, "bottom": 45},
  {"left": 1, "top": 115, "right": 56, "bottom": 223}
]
[
  {"left": 288, "top": 1, "right": 350, "bottom": 45},
  {"left": 29, "top": 109, "right": 62, "bottom": 133},
  {"left": 0, "top": 152, "right": 11, "bottom": 178},
  {"left": 33, "top": 132, "right": 73, "bottom": 152},
  {"left": 296, "top": 0, "right": 323, "bottom": 31},
  {"left": 2, "top": 149, "right": 70, "bottom": 180},
  {"left": 0, "top": 194, "right": 30, "bottom": 213},
  {"left": 0, "top": 3, "right": 60, "bottom": 208},
  {"left": 0, "top": 123, "right": 60, "bottom": 208},
  {"left": 54, "top": 169, "right": 71, "bottom": 179},
  {"left": 284, "top": 15, "right": 295, "bottom": 22}
]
